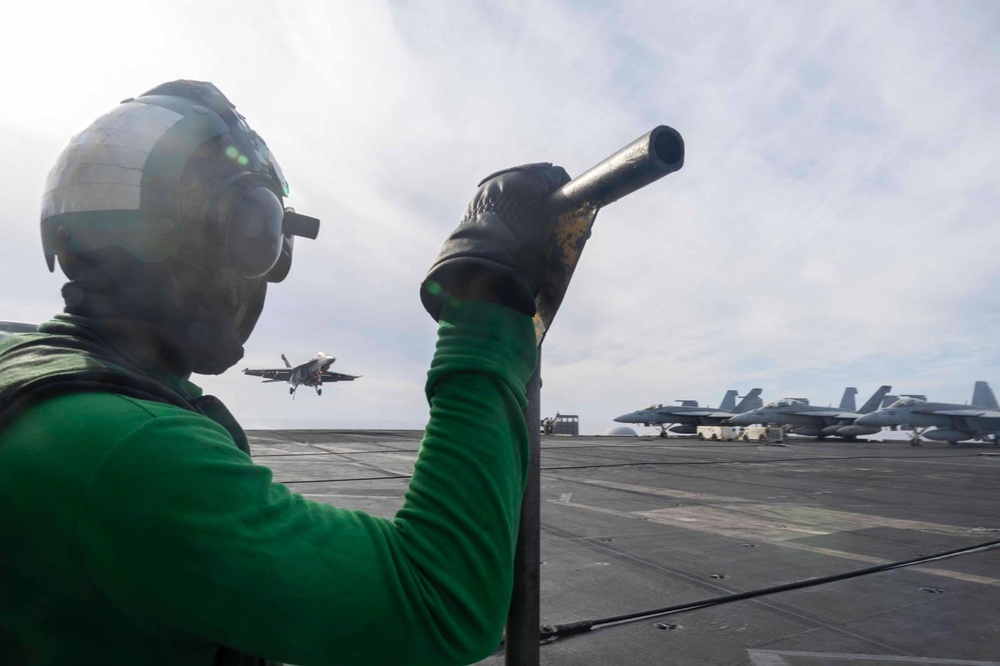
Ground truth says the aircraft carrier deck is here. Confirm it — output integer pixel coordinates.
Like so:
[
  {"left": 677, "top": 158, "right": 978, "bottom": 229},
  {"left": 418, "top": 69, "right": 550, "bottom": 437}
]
[{"left": 246, "top": 430, "right": 1000, "bottom": 665}]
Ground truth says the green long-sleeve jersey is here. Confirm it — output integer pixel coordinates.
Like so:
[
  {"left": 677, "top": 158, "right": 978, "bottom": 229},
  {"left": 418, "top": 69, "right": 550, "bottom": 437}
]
[{"left": 0, "top": 300, "right": 535, "bottom": 665}]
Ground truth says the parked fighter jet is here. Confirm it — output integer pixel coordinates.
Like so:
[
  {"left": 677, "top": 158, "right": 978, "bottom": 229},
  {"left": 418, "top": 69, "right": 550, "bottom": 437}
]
[
  {"left": 614, "top": 389, "right": 763, "bottom": 437},
  {"left": 727, "top": 385, "right": 892, "bottom": 440},
  {"left": 243, "top": 353, "right": 360, "bottom": 398},
  {"left": 854, "top": 381, "right": 1000, "bottom": 446}
]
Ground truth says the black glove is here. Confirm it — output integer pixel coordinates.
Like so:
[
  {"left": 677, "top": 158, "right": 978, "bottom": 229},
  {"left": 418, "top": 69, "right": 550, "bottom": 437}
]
[{"left": 420, "top": 162, "right": 571, "bottom": 321}]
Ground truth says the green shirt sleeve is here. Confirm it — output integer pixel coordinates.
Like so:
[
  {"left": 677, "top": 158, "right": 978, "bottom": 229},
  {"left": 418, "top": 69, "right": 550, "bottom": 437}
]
[{"left": 77, "top": 300, "right": 537, "bottom": 666}]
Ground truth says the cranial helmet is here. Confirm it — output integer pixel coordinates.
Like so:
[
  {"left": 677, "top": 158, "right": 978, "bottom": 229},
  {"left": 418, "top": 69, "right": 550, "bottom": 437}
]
[{"left": 40, "top": 80, "right": 319, "bottom": 283}]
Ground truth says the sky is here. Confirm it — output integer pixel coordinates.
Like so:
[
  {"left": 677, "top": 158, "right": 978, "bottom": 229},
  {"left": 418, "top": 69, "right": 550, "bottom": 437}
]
[{"left": 2, "top": 0, "right": 999, "bottom": 434}]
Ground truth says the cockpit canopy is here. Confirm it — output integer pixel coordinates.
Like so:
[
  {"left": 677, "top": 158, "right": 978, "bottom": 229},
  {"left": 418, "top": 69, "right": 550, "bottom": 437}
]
[
  {"left": 888, "top": 396, "right": 924, "bottom": 408},
  {"left": 762, "top": 398, "right": 809, "bottom": 409}
]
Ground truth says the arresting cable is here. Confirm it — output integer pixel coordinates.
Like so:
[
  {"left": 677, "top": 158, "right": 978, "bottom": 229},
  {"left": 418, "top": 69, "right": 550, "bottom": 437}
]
[{"left": 538, "top": 537, "right": 1000, "bottom": 643}]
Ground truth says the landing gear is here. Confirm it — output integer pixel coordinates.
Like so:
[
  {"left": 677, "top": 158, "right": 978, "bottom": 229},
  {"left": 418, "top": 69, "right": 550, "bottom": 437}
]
[{"left": 910, "top": 427, "right": 927, "bottom": 447}]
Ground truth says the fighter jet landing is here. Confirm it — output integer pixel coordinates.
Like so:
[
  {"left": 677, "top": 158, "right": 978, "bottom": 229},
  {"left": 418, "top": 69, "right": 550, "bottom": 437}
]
[{"left": 243, "top": 353, "right": 360, "bottom": 398}]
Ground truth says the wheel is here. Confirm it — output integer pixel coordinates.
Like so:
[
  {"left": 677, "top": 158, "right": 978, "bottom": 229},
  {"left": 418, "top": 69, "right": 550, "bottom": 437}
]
[
  {"left": 318, "top": 388, "right": 323, "bottom": 396},
  {"left": 742, "top": 435, "right": 750, "bottom": 442},
  {"left": 710, "top": 434, "right": 719, "bottom": 441},
  {"left": 289, "top": 387, "right": 294, "bottom": 395},
  {"left": 758, "top": 436, "right": 766, "bottom": 443},
  {"left": 697, "top": 433, "right": 705, "bottom": 440}
]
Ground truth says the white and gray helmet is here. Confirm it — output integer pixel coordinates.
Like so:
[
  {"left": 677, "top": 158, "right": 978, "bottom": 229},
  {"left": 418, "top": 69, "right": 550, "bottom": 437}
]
[{"left": 41, "top": 80, "right": 318, "bottom": 282}]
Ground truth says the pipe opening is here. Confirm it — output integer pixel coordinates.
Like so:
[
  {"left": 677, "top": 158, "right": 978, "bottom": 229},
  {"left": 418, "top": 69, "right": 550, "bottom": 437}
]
[{"left": 653, "top": 128, "right": 684, "bottom": 166}]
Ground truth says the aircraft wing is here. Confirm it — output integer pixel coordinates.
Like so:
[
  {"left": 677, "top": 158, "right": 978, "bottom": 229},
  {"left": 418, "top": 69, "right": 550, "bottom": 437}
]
[
  {"left": 243, "top": 368, "right": 294, "bottom": 382},
  {"left": 805, "top": 410, "right": 859, "bottom": 419},
  {"left": 934, "top": 409, "right": 991, "bottom": 417},
  {"left": 320, "top": 371, "right": 360, "bottom": 383},
  {"left": 653, "top": 409, "right": 725, "bottom": 418},
  {"left": 698, "top": 411, "right": 738, "bottom": 419}
]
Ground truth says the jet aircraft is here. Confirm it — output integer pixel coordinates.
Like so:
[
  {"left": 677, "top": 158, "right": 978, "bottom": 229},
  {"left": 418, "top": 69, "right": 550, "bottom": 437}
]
[
  {"left": 614, "top": 389, "right": 764, "bottom": 437},
  {"left": 727, "top": 385, "right": 892, "bottom": 440},
  {"left": 854, "top": 381, "right": 1000, "bottom": 446},
  {"left": 243, "top": 353, "right": 360, "bottom": 398}
]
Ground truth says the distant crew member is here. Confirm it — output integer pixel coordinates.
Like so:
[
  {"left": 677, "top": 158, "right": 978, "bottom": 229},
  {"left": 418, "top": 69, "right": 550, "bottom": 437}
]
[{"left": 0, "top": 80, "right": 569, "bottom": 665}]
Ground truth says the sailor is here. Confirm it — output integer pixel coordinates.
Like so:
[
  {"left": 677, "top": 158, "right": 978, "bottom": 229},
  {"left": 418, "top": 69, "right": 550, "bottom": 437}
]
[{"left": 0, "top": 80, "right": 568, "bottom": 665}]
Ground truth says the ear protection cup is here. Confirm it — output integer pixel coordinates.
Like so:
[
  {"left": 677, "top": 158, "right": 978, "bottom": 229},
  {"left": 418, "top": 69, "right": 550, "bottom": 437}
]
[{"left": 208, "top": 173, "right": 287, "bottom": 280}]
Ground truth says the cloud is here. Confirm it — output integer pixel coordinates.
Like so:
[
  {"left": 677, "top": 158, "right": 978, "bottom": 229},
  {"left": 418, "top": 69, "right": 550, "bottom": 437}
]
[{"left": 2, "top": 1, "right": 999, "bottom": 433}]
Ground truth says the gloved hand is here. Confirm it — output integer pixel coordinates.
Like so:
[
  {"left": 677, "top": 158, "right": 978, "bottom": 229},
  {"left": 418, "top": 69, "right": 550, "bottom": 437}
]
[{"left": 420, "top": 162, "right": 571, "bottom": 321}]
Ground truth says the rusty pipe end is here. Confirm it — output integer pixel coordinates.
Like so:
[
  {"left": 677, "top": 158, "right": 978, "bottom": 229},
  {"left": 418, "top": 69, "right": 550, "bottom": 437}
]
[{"left": 546, "top": 125, "right": 684, "bottom": 217}]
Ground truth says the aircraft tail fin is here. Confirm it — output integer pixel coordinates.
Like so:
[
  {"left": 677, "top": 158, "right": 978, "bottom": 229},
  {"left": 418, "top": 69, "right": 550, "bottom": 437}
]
[
  {"left": 734, "top": 388, "right": 763, "bottom": 413},
  {"left": 838, "top": 387, "right": 858, "bottom": 412},
  {"left": 859, "top": 385, "right": 892, "bottom": 414},
  {"left": 281, "top": 354, "right": 292, "bottom": 369},
  {"left": 972, "top": 381, "right": 999, "bottom": 410},
  {"left": 718, "top": 390, "right": 738, "bottom": 412}
]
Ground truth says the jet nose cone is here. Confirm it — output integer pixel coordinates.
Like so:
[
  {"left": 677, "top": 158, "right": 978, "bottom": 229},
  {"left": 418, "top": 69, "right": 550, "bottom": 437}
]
[
  {"left": 855, "top": 412, "right": 881, "bottom": 426},
  {"left": 613, "top": 413, "right": 632, "bottom": 423}
]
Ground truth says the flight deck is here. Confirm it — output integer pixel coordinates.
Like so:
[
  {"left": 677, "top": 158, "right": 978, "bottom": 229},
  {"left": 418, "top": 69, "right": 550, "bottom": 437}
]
[{"left": 246, "top": 430, "right": 1000, "bottom": 665}]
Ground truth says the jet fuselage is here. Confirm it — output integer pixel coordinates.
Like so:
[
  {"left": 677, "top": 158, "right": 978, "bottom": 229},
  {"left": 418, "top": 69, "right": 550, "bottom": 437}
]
[{"left": 292, "top": 353, "right": 336, "bottom": 387}]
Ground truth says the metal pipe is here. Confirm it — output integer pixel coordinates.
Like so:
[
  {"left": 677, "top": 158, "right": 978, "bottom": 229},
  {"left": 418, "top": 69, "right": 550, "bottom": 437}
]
[
  {"left": 505, "top": 354, "right": 542, "bottom": 665},
  {"left": 533, "top": 126, "right": 685, "bottom": 345},
  {"left": 544, "top": 125, "right": 684, "bottom": 218},
  {"left": 507, "top": 125, "right": 685, "bottom": 665}
]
